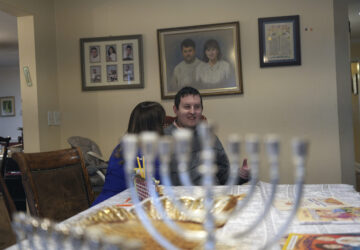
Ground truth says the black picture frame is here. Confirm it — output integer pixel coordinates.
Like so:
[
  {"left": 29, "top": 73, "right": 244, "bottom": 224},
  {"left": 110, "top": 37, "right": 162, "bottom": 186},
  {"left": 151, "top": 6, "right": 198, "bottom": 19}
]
[
  {"left": 258, "top": 15, "right": 301, "bottom": 67},
  {"left": 157, "top": 22, "right": 243, "bottom": 99},
  {"left": 80, "top": 35, "right": 144, "bottom": 91}
]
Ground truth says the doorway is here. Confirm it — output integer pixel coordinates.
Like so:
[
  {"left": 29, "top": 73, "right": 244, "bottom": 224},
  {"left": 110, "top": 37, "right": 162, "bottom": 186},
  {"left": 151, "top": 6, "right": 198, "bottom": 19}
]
[
  {"left": 349, "top": 0, "right": 360, "bottom": 191},
  {"left": 0, "top": 10, "right": 23, "bottom": 146}
]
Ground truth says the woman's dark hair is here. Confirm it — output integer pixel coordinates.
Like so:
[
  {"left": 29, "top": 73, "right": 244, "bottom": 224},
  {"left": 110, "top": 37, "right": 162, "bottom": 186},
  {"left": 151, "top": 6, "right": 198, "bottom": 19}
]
[
  {"left": 107, "top": 46, "right": 116, "bottom": 55},
  {"left": 203, "top": 39, "right": 222, "bottom": 62},
  {"left": 127, "top": 101, "right": 165, "bottom": 135}
]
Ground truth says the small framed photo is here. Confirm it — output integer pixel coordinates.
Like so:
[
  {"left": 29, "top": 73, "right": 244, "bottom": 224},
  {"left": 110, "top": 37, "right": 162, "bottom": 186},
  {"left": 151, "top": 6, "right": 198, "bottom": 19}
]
[
  {"left": 0, "top": 96, "right": 15, "bottom": 117},
  {"left": 106, "top": 65, "right": 118, "bottom": 82},
  {"left": 157, "top": 22, "right": 243, "bottom": 99},
  {"left": 106, "top": 45, "right": 117, "bottom": 62},
  {"left": 258, "top": 15, "right": 301, "bottom": 67},
  {"left": 80, "top": 35, "right": 144, "bottom": 91},
  {"left": 122, "top": 44, "right": 134, "bottom": 61},
  {"left": 123, "top": 64, "right": 134, "bottom": 81},
  {"left": 353, "top": 73, "right": 359, "bottom": 95}
]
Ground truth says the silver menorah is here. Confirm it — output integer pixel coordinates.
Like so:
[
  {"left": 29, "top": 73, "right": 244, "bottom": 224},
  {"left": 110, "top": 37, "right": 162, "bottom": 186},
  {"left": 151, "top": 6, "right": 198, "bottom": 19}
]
[{"left": 11, "top": 122, "right": 309, "bottom": 250}]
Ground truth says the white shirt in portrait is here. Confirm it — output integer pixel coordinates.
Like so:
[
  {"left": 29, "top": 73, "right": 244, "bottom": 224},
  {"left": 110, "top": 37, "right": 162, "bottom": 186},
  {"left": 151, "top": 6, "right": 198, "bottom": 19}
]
[
  {"left": 172, "top": 58, "right": 201, "bottom": 89},
  {"left": 195, "top": 60, "right": 230, "bottom": 84}
]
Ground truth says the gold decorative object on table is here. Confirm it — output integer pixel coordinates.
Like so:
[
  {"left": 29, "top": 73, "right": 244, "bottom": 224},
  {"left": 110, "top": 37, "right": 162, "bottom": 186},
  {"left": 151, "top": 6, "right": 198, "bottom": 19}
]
[
  {"left": 88, "top": 220, "right": 202, "bottom": 249},
  {"left": 71, "top": 194, "right": 244, "bottom": 228},
  {"left": 69, "top": 194, "right": 244, "bottom": 249}
]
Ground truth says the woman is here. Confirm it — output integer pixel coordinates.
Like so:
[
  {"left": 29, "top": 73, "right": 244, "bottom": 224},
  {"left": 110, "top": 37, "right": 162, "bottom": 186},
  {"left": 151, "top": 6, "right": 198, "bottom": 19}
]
[
  {"left": 92, "top": 101, "right": 165, "bottom": 206},
  {"left": 195, "top": 39, "right": 230, "bottom": 85},
  {"left": 106, "top": 46, "right": 117, "bottom": 62}
]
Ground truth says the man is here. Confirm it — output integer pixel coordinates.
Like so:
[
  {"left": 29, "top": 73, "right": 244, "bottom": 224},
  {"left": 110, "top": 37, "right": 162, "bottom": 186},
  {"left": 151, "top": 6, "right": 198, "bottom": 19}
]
[
  {"left": 89, "top": 46, "right": 100, "bottom": 63},
  {"left": 90, "top": 66, "right": 101, "bottom": 83},
  {"left": 171, "top": 39, "right": 201, "bottom": 90},
  {"left": 123, "top": 44, "right": 133, "bottom": 60},
  {"left": 164, "top": 86, "right": 249, "bottom": 186},
  {"left": 123, "top": 64, "right": 134, "bottom": 81}
]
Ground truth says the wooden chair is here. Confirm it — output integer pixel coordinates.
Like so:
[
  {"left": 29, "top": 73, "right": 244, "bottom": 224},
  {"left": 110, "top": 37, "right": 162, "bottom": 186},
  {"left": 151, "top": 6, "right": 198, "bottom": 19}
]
[
  {"left": 0, "top": 174, "right": 16, "bottom": 248},
  {"left": 163, "top": 115, "right": 207, "bottom": 128},
  {"left": 12, "top": 148, "right": 94, "bottom": 222},
  {"left": 0, "top": 174, "right": 16, "bottom": 220}
]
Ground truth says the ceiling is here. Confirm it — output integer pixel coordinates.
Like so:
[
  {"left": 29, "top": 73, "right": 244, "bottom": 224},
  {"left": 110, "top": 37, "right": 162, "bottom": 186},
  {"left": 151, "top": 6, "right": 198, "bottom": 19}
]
[
  {"left": 0, "top": 11, "right": 18, "bottom": 67},
  {"left": 349, "top": 0, "right": 360, "bottom": 41},
  {"left": 0, "top": 2, "right": 360, "bottom": 68}
]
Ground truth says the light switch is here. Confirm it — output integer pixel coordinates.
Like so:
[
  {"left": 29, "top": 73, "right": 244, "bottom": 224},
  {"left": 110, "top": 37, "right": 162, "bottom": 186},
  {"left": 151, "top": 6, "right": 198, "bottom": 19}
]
[
  {"left": 54, "top": 111, "right": 61, "bottom": 125},
  {"left": 48, "top": 111, "right": 54, "bottom": 125}
]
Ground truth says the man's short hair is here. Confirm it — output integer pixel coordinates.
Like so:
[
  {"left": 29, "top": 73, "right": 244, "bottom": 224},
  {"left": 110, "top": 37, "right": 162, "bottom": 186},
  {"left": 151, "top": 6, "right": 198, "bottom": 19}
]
[
  {"left": 174, "top": 86, "right": 203, "bottom": 109},
  {"left": 181, "top": 39, "right": 196, "bottom": 50}
]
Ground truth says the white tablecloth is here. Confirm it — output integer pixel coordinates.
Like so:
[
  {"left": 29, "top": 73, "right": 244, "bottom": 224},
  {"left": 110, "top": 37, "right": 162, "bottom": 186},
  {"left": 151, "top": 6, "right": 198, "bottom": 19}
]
[{"left": 7, "top": 182, "right": 360, "bottom": 249}]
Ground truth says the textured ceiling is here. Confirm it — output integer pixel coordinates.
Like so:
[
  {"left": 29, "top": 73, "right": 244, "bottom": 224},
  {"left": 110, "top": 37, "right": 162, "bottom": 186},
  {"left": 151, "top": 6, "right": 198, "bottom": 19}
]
[
  {"left": 0, "top": 10, "right": 18, "bottom": 67},
  {"left": 349, "top": 0, "right": 360, "bottom": 42},
  {"left": 0, "top": 2, "right": 359, "bottom": 67}
]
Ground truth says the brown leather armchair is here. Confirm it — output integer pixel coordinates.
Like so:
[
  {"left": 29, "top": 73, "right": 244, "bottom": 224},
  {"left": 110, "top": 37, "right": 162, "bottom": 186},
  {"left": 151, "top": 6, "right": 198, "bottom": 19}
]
[{"left": 12, "top": 148, "right": 94, "bottom": 222}]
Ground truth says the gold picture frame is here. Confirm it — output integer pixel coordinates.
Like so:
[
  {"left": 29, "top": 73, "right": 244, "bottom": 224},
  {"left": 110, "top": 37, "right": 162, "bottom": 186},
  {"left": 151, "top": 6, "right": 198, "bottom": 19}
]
[{"left": 157, "top": 22, "right": 243, "bottom": 99}]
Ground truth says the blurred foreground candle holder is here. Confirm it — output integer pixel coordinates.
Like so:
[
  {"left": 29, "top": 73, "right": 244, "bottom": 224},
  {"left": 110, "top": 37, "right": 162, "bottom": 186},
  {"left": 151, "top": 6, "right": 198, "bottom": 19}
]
[
  {"left": 11, "top": 122, "right": 309, "bottom": 250},
  {"left": 120, "top": 122, "right": 309, "bottom": 250}
]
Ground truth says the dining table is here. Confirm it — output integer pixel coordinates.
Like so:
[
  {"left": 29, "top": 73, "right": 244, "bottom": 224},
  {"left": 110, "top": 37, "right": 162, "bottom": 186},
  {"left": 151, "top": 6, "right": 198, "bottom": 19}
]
[{"left": 6, "top": 181, "right": 360, "bottom": 249}]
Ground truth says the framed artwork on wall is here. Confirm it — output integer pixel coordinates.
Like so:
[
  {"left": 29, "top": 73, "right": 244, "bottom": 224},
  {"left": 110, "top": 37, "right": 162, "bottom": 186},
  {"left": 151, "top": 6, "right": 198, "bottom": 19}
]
[
  {"left": 0, "top": 96, "right": 15, "bottom": 117},
  {"left": 258, "top": 15, "right": 301, "bottom": 67},
  {"left": 352, "top": 62, "right": 359, "bottom": 95},
  {"left": 353, "top": 73, "right": 359, "bottom": 95},
  {"left": 157, "top": 22, "right": 243, "bottom": 99},
  {"left": 80, "top": 35, "right": 144, "bottom": 91}
]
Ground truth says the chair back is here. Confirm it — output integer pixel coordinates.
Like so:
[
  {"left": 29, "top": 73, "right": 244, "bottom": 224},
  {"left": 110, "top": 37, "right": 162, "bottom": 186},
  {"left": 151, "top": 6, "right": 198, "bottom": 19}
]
[
  {"left": 0, "top": 174, "right": 16, "bottom": 248},
  {"left": 0, "top": 193, "right": 16, "bottom": 248},
  {"left": 12, "top": 148, "right": 94, "bottom": 222},
  {"left": 0, "top": 174, "right": 16, "bottom": 219}
]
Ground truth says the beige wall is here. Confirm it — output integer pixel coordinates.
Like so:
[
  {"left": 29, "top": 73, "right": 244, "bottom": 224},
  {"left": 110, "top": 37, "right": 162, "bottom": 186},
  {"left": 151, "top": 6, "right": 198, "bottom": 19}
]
[
  {"left": 352, "top": 42, "right": 360, "bottom": 61},
  {"left": 333, "top": 0, "right": 355, "bottom": 185},
  {"left": 17, "top": 16, "right": 41, "bottom": 152},
  {"left": 54, "top": 0, "right": 349, "bottom": 184},
  {"left": 0, "top": 0, "right": 61, "bottom": 152},
  {"left": 0, "top": 0, "right": 355, "bottom": 184},
  {"left": 351, "top": 41, "right": 360, "bottom": 164},
  {"left": 351, "top": 62, "right": 360, "bottom": 163}
]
